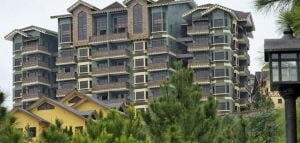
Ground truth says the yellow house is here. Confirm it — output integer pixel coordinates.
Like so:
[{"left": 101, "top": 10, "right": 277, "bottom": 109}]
[
  {"left": 26, "top": 97, "right": 90, "bottom": 133},
  {"left": 12, "top": 107, "right": 49, "bottom": 141},
  {"left": 60, "top": 90, "right": 125, "bottom": 116}
]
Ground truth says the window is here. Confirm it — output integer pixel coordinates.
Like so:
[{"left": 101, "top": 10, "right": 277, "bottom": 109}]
[
  {"left": 80, "top": 81, "right": 89, "bottom": 89},
  {"left": 14, "top": 74, "right": 22, "bottom": 82},
  {"left": 112, "top": 15, "right": 127, "bottom": 33},
  {"left": 214, "top": 68, "right": 229, "bottom": 77},
  {"left": 194, "top": 35, "right": 209, "bottom": 44},
  {"left": 213, "top": 35, "right": 228, "bottom": 44},
  {"left": 75, "top": 126, "right": 83, "bottom": 133},
  {"left": 215, "top": 85, "right": 226, "bottom": 93},
  {"left": 133, "top": 4, "right": 143, "bottom": 33},
  {"left": 134, "top": 42, "right": 144, "bottom": 51},
  {"left": 195, "top": 69, "right": 210, "bottom": 79},
  {"left": 79, "top": 65, "right": 89, "bottom": 73},
  {"left": 59, "top": 18, "right": 72, "bottom": 43},
  {"left": 151, "top": 88, "right": 161, "bottom": 97},
  {"left": 61, "top": 82, "right": 75, "bottom": 89},
  {"left": 136, "top": 92, "right": 145, "bottom": 100},
  {"left": 135, "top": 59, "right": 144, "bottom": 67},
  {"left": 214, "top": 51, "right": 229, "bottom": 61},
  {"left": 78, "top": 11, "right": 87, "bottom": 40},
  {"left": 152, "top": 12, "right": 166, "bottom": 32},
  {"left": 69, "top": 96, "right": 82, "bottom": 104},
  {"left": 79, "top": 49, "right": 88, "bottom": 57},
  {"left": 14, "top": 90, "right": 22, "bottom": 98},
  {"left": 14, "top": 58, "right": 22, "bottom": 66},
  {"left": 281, "top": 61, "right": 297, "bottom": 81},
  {"left": 151, "top": 38, "right": 165, "bottom": 47},
  {"left": 29, "top": 127, "right": 36, "bottom": 137},
  {"left": 61, "top": 50, "right": 74, "bottom": 57},
  {"left": 135, "top": 75, "right": 145, "bottom": 83},
  {"left": 272, "top": 62, "right": 279, "bottom": 82},
  {"left": 14, "top": 43, "right": 22, "bottom": 51},
  {"left": 37, "top": 102, "right": 55, "bottom": 110},
  {"left": 278, "top": 99, "right": 283, "bottom": 104},
  {"left": 64, "top": 67, "right": 71, "bottom": 73},
  {"left": 94, "top": 16, "right": 107, "bottom": 35}
]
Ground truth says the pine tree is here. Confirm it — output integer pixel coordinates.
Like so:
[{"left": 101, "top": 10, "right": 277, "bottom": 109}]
[{"left": 39, "top": 119, "right": 71, "bottom": 143}]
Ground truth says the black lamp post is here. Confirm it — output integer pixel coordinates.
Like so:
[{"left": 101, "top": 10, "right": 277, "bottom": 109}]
[{"left": 264, "top": 29, "right": 300, "bottom": 143}]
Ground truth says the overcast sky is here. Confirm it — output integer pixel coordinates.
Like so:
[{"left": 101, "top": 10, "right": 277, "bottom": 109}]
[{"left": 0, "top": 0, "right": 280, "bottom": 108}]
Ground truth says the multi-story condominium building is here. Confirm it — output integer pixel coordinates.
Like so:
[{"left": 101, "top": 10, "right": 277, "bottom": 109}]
[
  {"left": 6, "top": 0, "right": 254, "bottom": 113},
  {"left": 5, "top": 26, "right": 58, "bottom": 108},
  {"left": 50, "top": 0, "right": 254, "bottom": 113},
  {"left": 180, "top": 4, "right": 254, "bottom": 112},
  {"left": 51, "top": 0, "right": 196, "bottom": 111}
]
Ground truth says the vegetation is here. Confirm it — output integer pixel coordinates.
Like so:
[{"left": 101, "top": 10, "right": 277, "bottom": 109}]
[
  {"left": 0, "top": 63, "right": 297, "bottom": 142},
  {"left": 254, "top": 0, "right": 300, "bottom": 36},
  {"left": 0, "top": 92, "right": 23, "bottom": 143}
]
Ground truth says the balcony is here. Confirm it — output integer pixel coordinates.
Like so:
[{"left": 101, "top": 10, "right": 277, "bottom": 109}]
[
  {"left": 56, "top": 56, "right": 77, "bottom": 66},
  {"left": 89, "top": 32, "right": 128, "bottom": 43},
  {"left": 92, "top": 65, "right": 129, "bottom": 77},
  {"left": 57, "top": 89, "right": 74, "bottom": 97},
  {"left": 22, "top": 77, "right": 50, "bottom": 86},
  {"left": 148, "top": 79, "right": 165, "bottom": 88},
  {"left": 13, "top": 46, "right": 22, "bottom": 54},
  {"left": 22, "top": 93, "right": 47, "bottom": 100},
  {"left": 148, "top": 62, "right": 169, "bottom": 72},
  {"left": 187, "top": 43, "right": 209, "bottom": 52},
  {"left": 147, "top": 46, "right": 169, "bottom": 55},
  {"left": 188, "top": 59, "right": 210, "bottom": 68},
  {"left": 187, "top": 25, "right": 209, "bottom": 35},
  {"left": 93, "top": 82, "right": 130, "bottom": 93},
  {"left": 22, "top": 45, "right": 50, "bottom": 55},
  {"left": 194, "top": 76, "right": 210, "bottom": 84},
  {"left": 56, "top": 72, "right": 77, "bottom": 81},
  {"left": 238, "top": 67, "right": 250, "bottom": 76},
  {"left": 240, "top": 83, "right": 251, "bottom": 93},
  {"left": 238, "top": 51, "right": 250, "bottom": 61},
  {"left": 22, "top": 61, "right": 50, "bottom": 71},
  {"left": 92, "top": 49, "right": 130, "bottom": 60},
  {"left": 237, "top": 33, "right": 249, "bottom": 45}
]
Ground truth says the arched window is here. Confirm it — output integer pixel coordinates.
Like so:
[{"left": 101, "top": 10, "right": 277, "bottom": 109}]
[
  {"left": 78, "top": 11, "right": 87, "bottom": 40},
  {"left": 133, "top": 4, "right": 143, "bottom": 33}
]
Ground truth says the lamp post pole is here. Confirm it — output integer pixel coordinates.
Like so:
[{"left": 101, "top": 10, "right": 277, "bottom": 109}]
[{"left": 280, "top": 87, "right": 297, "bottom": 143}]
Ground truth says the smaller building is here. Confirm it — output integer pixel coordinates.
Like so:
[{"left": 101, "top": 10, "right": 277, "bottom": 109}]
[
  {"left": 252, "top": 68, "right": 284, "bottom": 109},
  {"left": 11, "top": 90, "right": 120, "bottom": 140}
]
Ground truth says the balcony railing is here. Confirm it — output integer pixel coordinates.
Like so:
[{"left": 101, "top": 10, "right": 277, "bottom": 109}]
[
  {"left": 238, "top": 51, "right": 250, "bottom": 61},
  {"left": 188, "top": 59, "right": 210, "bottom": 68},
  {"left": 238, "top": 67, "right": 250, "bottom": 76},
  {"left": 148, "top": 79, "right": 165, "bottom": 88},
  {"left": 56, "top": 56, "right": 77, "bottom": 65},
  {"left": 22, "top": 61, "right": 50, "bottom": 70},
  {"left": 22, "top": 93, "right": 47, "bottom": 99},
  {"left": 194, "top": 76, "right": 210, "bottom": 84},
  {"left": 187, "top": 25, "right": 209, "bottom": 34},
  {"left": 92, "top": 49, "right": 129, "bottom": 60},
  {"left": 56, "top": 72, "right": 77, "bottom": 81},
  {"left": 57, "top": 89, "right": 74, "bottom": 97},
  {"left": 22, "top": 77, "right": 50, "bottom": 86},
  {"left": 148, "top": 62, "right": 169, "bottom": 71},
  {"left": 187, "top": 43, "right": 209, "bottom": 52},
  {"left": 92, "top": 65, "right": 129, "bottom": 76},
  {"left": 93, "top": 82, "right": 130, "bottom": 93},
  {"left": 240, "top": 83, "right": 251, "bottom": 93},
  {"left": 89, "top": 32, "right": 128, "bottom": 43},
  {"left": 22, "top": 45, "right": 50, "bottom": 55},
  {"left": 147, "top": 46, "right": 169, "bottom": 55},
  {"left": 237, "top": 33, "right": 249, "bottom": 45}
]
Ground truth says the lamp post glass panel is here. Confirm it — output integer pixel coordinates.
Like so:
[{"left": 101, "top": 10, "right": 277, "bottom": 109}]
[{"left": 265, "top": 29, "right": 300, "bottom": 143}]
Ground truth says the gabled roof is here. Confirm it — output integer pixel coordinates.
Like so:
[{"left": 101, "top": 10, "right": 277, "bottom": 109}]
[
  {"left": 60, "top": 90, "right": 111, "bottom": 109},
  {"left": 123, "top": 0, "right": 154, "bottom": 5},
  {"left": 103, "top": 2, "right": 125, "bottom": 10},
  {"left": 12, "top": 107, "right": 50, "bottom": 125},
  {"left": 67, "top": 0, "right": 100, "bottom": 12},
  {"left": 5, "top": 25, "right": 57, "bottom": 41},
  {"left": 182, "top": 4, "right": 255, "bottom": 30},
  {"left": 149, "top": 0, "right": 196, "bottom": 8},
  {"left": 27, "top": 97, "right": 88, "bottom": 121}
]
